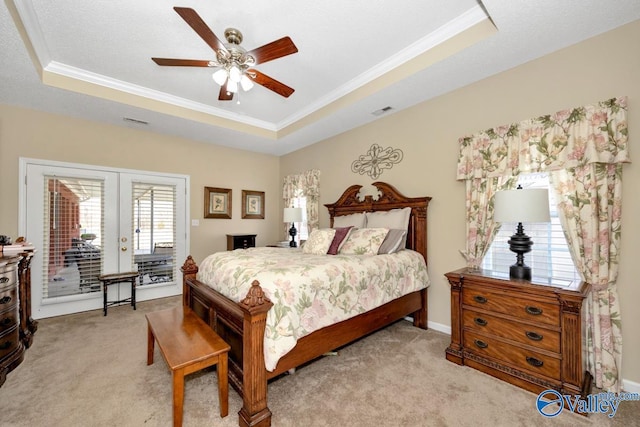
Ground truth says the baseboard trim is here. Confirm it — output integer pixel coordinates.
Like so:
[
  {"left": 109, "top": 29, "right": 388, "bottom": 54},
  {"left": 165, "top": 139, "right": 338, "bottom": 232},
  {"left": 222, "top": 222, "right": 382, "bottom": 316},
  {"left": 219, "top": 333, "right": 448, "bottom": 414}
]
[
  {"left": 403, "top": 316, "right": 451, "bottom": 334},
  {"left": 428, "top": 320, "right": 451, "bottom": 335},
  {"left": 622, "top": 378, "right": 640, "bottom": 393}
]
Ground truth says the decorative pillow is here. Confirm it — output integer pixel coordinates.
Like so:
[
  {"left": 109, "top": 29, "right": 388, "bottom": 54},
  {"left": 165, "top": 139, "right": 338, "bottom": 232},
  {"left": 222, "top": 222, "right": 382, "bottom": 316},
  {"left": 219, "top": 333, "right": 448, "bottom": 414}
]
[
  {"left": 365, "top": 207, "right": 411, "bottom": 230},
  {"left": 338, "top": 228, "right": 389, "bottom": 255},
  {"left": 327, "top": 226, "right": 353, "bottom": 255},
  {"left": 333, "top": 212, "right": 366, "bottom": 229},
  {"left": 378, "top": 229, "right": 407, "bottom": 254},
  {"left": 302, "top": 229, "right": 336, "bottom": 255}
]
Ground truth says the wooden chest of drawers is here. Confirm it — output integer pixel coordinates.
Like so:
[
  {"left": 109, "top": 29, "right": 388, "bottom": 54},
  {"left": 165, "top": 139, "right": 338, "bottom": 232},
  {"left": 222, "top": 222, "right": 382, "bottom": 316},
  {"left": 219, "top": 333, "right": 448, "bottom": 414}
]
[
  {"left": 0, "top": 255, "right": 24, "bottom": 387},
  {"left": 445, "top": 268, "right": 590, "bottom": 396}
]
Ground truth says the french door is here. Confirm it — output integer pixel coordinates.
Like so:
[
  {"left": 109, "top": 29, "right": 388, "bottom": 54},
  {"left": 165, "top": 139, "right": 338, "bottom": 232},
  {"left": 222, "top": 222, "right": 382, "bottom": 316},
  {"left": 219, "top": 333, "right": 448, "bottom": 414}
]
[{"left": 20, "top": 159, "right": 189, "bottom": 319}]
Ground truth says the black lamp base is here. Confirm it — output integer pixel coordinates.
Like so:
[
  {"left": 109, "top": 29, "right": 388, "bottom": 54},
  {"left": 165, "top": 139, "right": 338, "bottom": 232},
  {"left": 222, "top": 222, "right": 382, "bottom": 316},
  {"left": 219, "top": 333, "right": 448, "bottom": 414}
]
[
  {"left": 508, "top": 222, "right": 533, "bottom": 281},
  {"left": 289, "top": 225, "right": 298, "bottom": 248},
  {"left": 509, "top": 264, "right": 531, "bottom": 281}
]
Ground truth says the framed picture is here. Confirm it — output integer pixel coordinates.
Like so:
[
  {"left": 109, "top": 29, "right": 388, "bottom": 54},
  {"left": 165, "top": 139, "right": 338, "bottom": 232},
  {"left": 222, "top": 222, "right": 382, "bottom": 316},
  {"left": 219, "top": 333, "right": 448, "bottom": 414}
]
[
  {"left": 204, "top": 187, "right": 232, "bottom": 219},
  {"left": 242, "top": 190, "right": 265, "bottom": 219}
]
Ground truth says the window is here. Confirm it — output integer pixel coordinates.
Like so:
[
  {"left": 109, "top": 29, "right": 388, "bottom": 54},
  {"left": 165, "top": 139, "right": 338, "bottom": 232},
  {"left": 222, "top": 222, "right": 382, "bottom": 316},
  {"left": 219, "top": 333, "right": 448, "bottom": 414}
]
[{"left": 482, "top": 172, "right": 580, "bottom": 283}]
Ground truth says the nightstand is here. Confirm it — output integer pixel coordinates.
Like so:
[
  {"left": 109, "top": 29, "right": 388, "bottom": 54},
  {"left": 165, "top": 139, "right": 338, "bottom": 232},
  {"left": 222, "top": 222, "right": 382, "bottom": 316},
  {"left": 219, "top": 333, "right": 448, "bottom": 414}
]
[
  {"left": 445, "top": 267, "right": 591, "bottom": 397},
  {"left": 226, "top": 234, "right": 256, "bottom": 250}
]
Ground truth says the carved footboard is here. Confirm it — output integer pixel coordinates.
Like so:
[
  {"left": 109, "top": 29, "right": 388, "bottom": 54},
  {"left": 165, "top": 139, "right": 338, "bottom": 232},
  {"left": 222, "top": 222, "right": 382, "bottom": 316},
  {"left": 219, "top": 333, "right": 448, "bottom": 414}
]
[{"left": 182, "top": 256, "right": 273, "bottom": 427}]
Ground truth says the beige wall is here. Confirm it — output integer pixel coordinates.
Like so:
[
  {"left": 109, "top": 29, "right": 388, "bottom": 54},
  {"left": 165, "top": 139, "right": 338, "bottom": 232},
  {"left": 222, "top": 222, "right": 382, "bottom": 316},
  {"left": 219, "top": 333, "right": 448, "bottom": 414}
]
[
  {"left": 280, "top": 20, "right": 640, "bottom": 387},
  {"left": 0, "top": 106, "right": 281, "bottom": 263}
]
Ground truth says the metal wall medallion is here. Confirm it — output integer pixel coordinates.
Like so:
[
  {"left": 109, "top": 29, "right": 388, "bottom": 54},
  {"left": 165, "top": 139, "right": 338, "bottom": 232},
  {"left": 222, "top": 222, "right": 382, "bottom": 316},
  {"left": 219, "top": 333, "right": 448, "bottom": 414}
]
[{"left": 351, "top": 144, "right": 404, "bottom": 179}]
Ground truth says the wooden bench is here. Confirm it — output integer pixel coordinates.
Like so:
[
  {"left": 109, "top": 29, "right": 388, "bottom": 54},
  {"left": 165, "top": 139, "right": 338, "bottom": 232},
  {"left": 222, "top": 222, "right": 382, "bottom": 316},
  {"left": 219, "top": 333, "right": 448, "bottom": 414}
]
[{"left": 146, "top": 306, "right": 230, "bottom": 427}]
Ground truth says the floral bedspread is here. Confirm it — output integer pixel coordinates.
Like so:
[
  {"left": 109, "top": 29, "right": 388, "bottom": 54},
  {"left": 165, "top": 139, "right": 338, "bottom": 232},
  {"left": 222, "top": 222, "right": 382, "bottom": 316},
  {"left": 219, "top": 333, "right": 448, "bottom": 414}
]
[{"left": 197, "top": 247, "right": 430, "bottom": 371}]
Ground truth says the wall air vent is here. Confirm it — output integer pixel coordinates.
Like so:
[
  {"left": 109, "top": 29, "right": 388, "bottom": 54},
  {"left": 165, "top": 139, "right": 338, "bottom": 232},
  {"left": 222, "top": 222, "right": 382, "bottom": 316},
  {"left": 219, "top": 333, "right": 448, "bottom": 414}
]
[
  {"left": 123, "top": 117, "right": 149, "bottom": 125},
  {"left": 371, "top": 106, "right": 393, "bottom": 116}
]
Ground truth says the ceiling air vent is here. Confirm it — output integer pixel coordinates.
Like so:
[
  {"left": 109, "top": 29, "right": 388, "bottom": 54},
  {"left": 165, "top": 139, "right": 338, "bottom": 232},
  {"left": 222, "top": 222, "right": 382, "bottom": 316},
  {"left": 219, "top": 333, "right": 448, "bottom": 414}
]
[
  {"left": 371, "top": 106, "right": 393, "bottom": 116},
  {"left": 123, "top": 117, "right": 149, "bottom": 125}
]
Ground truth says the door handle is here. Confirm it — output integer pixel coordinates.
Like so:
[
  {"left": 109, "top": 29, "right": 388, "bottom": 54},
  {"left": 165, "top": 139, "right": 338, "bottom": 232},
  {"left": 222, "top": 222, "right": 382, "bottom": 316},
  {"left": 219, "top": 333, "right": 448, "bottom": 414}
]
[{"left": 121, "top": 246, "right": 127, "bottom": 252}]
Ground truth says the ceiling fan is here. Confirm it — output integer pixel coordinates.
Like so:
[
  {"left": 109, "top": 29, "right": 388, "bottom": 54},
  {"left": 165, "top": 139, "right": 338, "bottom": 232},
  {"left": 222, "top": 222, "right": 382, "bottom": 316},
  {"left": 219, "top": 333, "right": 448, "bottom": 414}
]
[{"left": 152, "top": 7, "right": 298, "bottom": 101}]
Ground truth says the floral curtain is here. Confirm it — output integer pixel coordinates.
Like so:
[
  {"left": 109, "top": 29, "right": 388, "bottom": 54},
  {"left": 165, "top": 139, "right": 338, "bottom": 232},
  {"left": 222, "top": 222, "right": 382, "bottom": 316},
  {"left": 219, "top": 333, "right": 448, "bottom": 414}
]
[
  {"left": 282, "top": 169, "right": 321, "bottom": 238},
  {"left": 460, "top": 176, "right": 516, "bottom": 268},
  {"left": 456, "top": 96, "right": 629, "bottom": 391},
  {"left": 551, "top": 164, "right": 624, "bottom": 391}
]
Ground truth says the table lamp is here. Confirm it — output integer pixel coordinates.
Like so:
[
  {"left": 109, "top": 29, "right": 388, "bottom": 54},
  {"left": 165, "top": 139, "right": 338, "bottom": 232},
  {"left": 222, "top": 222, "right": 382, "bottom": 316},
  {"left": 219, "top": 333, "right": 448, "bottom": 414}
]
[
  {"left": 493, "top": 186, "right": 550, "bottom": 280},
  {"left": 283, "top": 207, "right": 303, "bottom": 247}
]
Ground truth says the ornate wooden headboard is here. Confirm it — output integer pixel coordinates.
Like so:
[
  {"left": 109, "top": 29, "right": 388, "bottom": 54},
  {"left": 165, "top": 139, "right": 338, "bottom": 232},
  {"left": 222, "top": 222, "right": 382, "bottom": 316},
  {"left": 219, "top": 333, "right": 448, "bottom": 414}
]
[{"left": 324, "top": 182, "right": 431, "bottom": 263}]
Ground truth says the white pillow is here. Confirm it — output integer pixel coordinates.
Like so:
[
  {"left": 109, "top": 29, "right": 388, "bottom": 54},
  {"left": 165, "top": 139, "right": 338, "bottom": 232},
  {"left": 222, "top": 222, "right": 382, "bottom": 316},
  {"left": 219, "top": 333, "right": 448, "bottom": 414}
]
[
  {"left": 333, "top": 212, "right": 366, "bottom": 228},
  {"left": 338, "top": 228, "right": 389, "bottom": 255},
  {"left": 365, "top": 207, "right": 411, "bottom": 230},
  {"left": 302, "top": 229, "right": 336, "bottom": 255}
]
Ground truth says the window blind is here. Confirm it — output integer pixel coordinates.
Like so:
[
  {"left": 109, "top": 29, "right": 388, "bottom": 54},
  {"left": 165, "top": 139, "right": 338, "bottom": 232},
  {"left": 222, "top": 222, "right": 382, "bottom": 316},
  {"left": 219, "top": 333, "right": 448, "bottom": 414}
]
[
  {"left": 132, "top": 182, "right": 176, "bottom": 285},
  {"left": 43, "top": 176, "right": 104, "bottom": 298}
]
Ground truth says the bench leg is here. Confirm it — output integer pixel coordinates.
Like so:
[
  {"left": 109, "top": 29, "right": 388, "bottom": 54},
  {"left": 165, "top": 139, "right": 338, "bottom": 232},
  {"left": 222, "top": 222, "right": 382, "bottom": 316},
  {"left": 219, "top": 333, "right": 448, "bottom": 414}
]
[
  {"left": 172, "top": 369, "right": 185, "bottom": 427},
  {"left": 147, "top": 325, "right": 155, "bottom": 365},
  {"left": 217, "top": 353, "right": 229, "bottom": 417}
]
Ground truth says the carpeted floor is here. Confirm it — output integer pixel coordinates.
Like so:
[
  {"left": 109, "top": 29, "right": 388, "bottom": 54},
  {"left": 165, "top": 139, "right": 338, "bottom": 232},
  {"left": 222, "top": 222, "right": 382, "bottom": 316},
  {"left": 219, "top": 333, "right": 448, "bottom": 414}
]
[{"left": 1, "top": 296, "right": 638, "bottom": 426}]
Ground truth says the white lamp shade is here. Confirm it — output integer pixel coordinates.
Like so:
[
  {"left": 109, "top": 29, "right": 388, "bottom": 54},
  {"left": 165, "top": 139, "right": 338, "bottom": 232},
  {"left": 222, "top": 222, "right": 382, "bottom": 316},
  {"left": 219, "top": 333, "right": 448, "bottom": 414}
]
[
  {"left": 212, "top": 69, "right": 228, "bottom": 85},
  {"left": 240, "top": 74, "right": 254, "bottom": 91},
  {"left": 283, "top": 207, "right": 303, "bottom": 223},
  {"left": 229, "top": 65, "right": 242, "bottom": 83},
  {"left": 226, "top": 80, "right": 238, "bottom": 93},
  {"left": 494, "top": 188, "right": 551, "bottom": 223}
]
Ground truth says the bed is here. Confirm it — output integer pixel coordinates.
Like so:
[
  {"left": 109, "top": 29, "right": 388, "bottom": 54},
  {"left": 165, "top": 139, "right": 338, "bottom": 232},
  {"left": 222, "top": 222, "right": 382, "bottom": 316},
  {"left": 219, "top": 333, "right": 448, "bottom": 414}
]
[{"left": 180, "top": 181, "right": 431, "bottom": 427}]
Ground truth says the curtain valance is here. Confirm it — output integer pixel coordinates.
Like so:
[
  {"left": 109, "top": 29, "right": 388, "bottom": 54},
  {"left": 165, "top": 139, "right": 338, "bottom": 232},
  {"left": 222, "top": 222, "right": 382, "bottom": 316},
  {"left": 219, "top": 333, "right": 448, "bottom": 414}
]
[{"left": 456, "top": 97, "right": 629, "bottom": 180}]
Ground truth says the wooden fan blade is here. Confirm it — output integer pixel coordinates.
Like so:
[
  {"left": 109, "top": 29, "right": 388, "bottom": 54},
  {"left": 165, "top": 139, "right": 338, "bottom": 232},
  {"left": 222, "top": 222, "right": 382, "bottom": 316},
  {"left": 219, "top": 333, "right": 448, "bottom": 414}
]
[
  {"left": 246, "top": 37, "right": 298, "bottom": 65},
  {"left": 152, "top": 58, "right": 212, "bottom": 67},
  {"left": 248, "top": 69, "right": 295, "bottom": 98},
  {"left": 218, "top": 83, "right": 234, "bottom": 101},
  {"left": 173, "top": 7, "right": 226, "bottom": 53}
]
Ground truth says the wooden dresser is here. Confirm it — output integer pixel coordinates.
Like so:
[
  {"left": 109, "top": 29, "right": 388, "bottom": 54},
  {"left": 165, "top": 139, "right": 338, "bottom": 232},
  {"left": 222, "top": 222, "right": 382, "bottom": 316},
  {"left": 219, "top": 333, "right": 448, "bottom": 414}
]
[
  {"left": 0, "top": 251, "right": 37, "bottom": 387},
  {"left": 445, "top": 268, "right": 590, "bottom": 396}
]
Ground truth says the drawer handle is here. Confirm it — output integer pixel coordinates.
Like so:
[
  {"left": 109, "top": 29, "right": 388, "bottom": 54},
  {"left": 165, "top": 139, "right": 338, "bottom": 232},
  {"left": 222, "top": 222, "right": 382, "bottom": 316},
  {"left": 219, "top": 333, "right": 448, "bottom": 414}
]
[
  {"left": 526, "top": 331, "right": 543, "bottom": 341},
  {"left": 0, "top": 277, "right": 9, "bottom": 284},
  {"left": 1, "top": 317, "right": 11, "bottom": 326},
  {"left": 473, "top": 295, "right": 487, "bottom": 304},
  {"left": 526, "top": 356, "right": 544, "bottom": 367},
  {"left": 474, "top": 317, "right": 488, "bottom": 327},
  {"left": 525, "top": 305, "right": 543, "bottom": 316},
  {"left": 474, "top": 339, "right": 488, "bottom": 349},
  {"left": 0, "top": 341, "right": 11, "bottom": 350},
  {"left": 0, "top": 296, "right": 12, "bottom": 305}
]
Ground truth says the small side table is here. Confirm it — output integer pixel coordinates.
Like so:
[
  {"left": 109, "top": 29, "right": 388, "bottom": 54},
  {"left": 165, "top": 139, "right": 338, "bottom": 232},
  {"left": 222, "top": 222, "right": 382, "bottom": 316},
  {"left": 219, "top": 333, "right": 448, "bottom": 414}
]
[{"left": 99, "top": 271, "right": 138, "bottom": 316}]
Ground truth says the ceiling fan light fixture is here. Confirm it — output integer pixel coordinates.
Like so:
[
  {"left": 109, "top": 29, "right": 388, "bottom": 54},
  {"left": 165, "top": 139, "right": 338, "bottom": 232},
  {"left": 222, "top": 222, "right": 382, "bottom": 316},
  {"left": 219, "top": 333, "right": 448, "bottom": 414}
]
[
  {"left": 212, "top": 68, "right": 228, "bottom": 85},
  {"left": 227, "top": 80, "right": 239, "bottom": 93},
  {"left": 240, "top": 74, "right": 254, "bottom": 91},
  {"left": 229, "top": 64, "right": 242, "bottom": 83}
]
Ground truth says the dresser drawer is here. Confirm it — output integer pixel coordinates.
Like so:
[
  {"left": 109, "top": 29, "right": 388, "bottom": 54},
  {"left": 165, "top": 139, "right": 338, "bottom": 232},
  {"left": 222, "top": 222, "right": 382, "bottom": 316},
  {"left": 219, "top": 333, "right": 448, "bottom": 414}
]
[
  {"left": 462, "top": 287, "right": 559, "bottom": 326},
  {"left": 465, "top": 330, "right": 560, "bottom": 379},
  {"left": 0, "top": 325, "right": 20, "bottom": 359},
  {"left": 0, "top": 286, "right": 18, "bottom": 311},
  {"left": 0, "top": 266, "right": 17, "bottom": 290},
  {"left": 462, "top": 310, "right": 560, "bottom": 353},
  {"left": 0, "top": 308, "right": 18, "bottom": 334}
]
